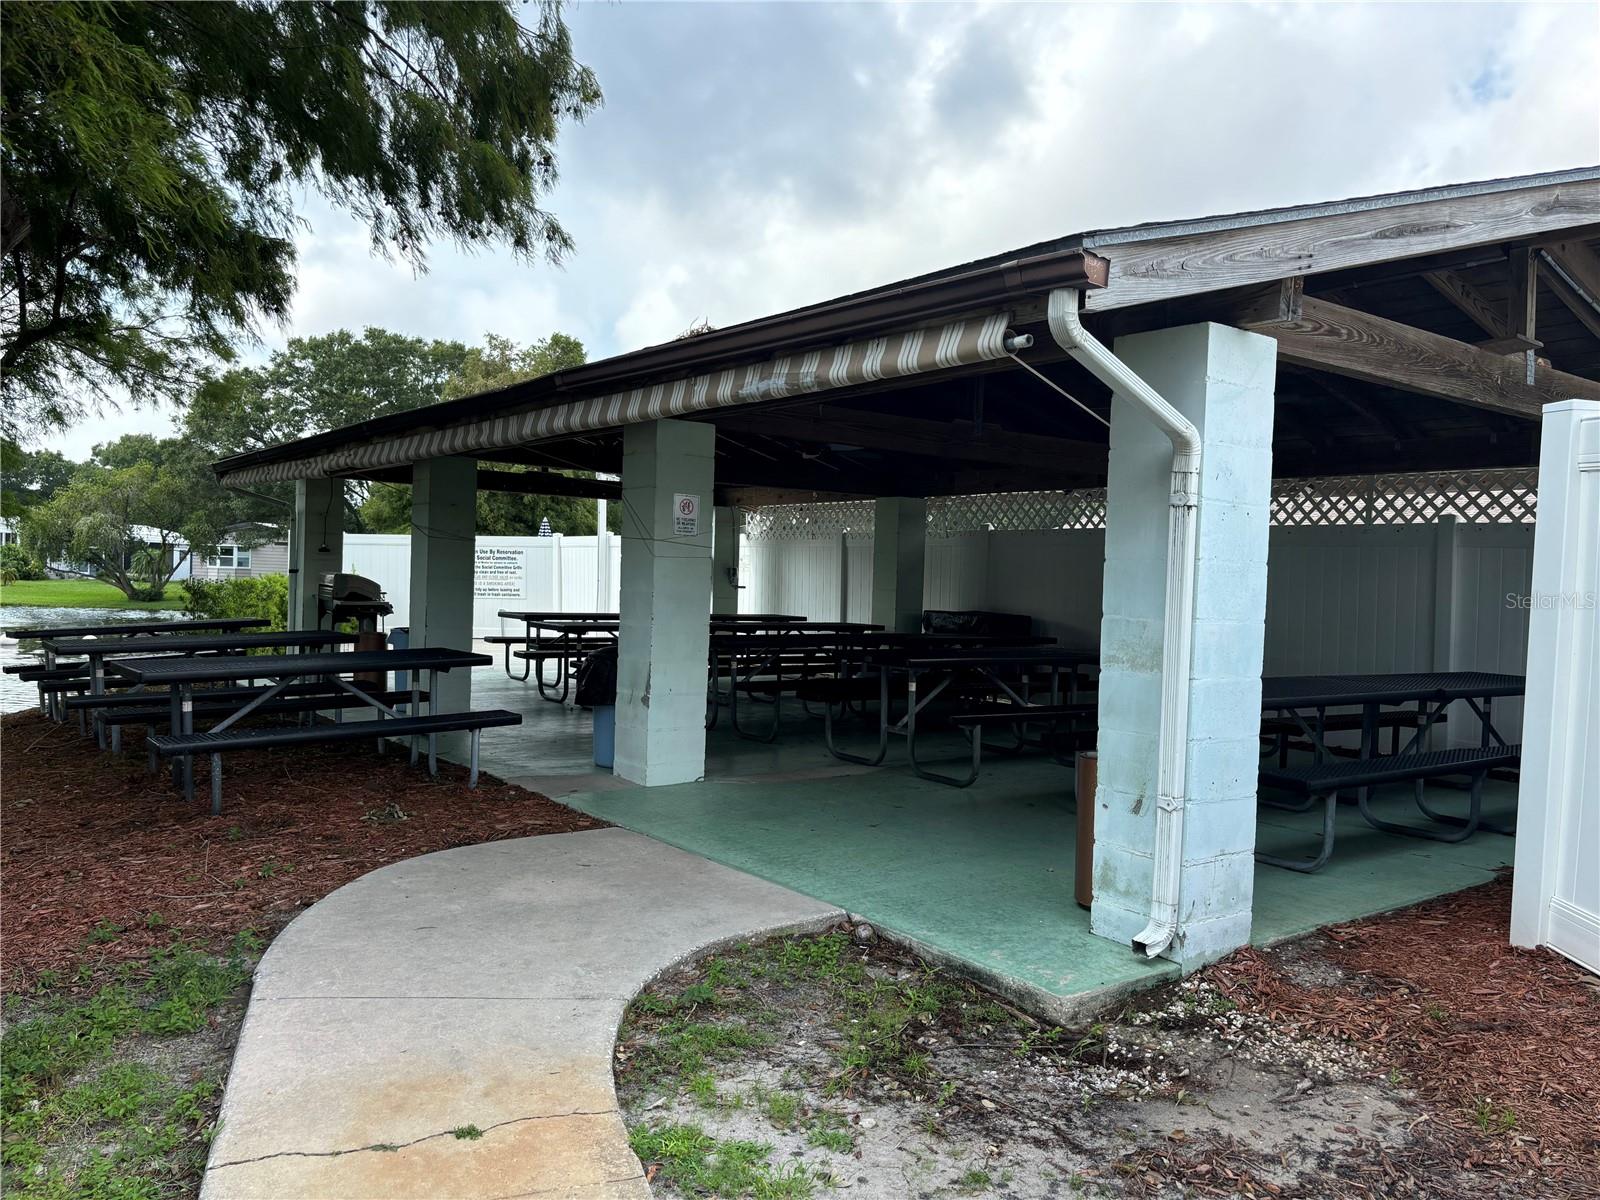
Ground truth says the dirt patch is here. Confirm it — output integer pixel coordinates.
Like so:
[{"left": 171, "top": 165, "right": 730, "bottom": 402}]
[
  {"left": 618, "top": 893, "right": 1597, "bottom": 1200},
  {"left": 1, "top": 709, "right": 606, "bottom": 988}
]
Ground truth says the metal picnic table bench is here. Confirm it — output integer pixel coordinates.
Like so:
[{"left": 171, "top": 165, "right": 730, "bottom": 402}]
[
  {"left": 108, "top": 647, "right": 507, "bottom": 813},
  {"left": 1255, "top": 671, "right": 1525, "bottom": 871}
]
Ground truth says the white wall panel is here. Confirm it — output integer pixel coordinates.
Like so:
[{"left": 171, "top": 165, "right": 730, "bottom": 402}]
[{"left": 344, "top": 533, "right": 622, "bottom": 637}]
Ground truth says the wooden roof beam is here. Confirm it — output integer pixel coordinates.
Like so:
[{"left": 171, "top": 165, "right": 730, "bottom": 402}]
[
  {"left": 1230, "top": 292, "right": 1600, "bottom": 419},
  {"left": 1085, "top": 175, "right": 1600, "bottom": 312}
]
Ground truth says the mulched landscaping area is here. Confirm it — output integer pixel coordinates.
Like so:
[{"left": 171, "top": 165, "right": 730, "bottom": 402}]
[
  {"left": 1, "top": 709, "right": 606, "bottom": 989},
  {"left": 1209, "top": 876, "right": 1600, "bottom": 1197},
  {"left": 1, "top": 707, "right": 604, "bottom": 1200}
]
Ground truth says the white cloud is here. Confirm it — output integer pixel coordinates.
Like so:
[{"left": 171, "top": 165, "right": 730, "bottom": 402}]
[{"left": 45, "top": 0, "right": 1600, "bottom": 461}]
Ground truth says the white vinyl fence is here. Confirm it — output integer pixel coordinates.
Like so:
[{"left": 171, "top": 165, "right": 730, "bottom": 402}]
[
  {"left": 1512, "top": 400, "right": 1600, "bottom": 974},
  {"left": 739, "top": 479, "right": 1538, "bottom": 745},
  {"left": 345, "top": 533, "right": 621, "bottom": 637}
]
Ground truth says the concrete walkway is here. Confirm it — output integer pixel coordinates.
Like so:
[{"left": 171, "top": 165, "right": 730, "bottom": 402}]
[{"left": 202, "top": 828, "right": 843, "bottom": 1199}]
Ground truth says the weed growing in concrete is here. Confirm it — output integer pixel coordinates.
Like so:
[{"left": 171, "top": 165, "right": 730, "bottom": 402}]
[{"left": 451, "top": 1125, "right": 484, "bottom": 1140}]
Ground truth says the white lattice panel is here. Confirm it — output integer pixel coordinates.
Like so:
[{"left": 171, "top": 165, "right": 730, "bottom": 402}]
[
  {"left": 1270, "top": 469, "right": 1538, "bottom": 527},
  {"left": 743, "top": 470, "right": 1537, "bottom": 542},
  {"left": 742, "top": 500, "right": 873, "bottom": 541}
]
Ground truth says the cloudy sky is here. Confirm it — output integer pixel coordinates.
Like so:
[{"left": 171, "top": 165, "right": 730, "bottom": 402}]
[{"left": 51, "top": 0, "right": 1600, "bottom": 460}]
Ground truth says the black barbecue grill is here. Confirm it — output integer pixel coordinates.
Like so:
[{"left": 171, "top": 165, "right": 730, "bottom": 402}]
[{"left": 317, "top": 573, "right": 394, "bottom": 629}]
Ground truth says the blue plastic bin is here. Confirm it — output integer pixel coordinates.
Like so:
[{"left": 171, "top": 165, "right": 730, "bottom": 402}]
[
  {"left": 592, "top": 705, "right": 616, "bottom": 768},
  {"left": 388, "top": 627, "right": 410, "bottom": 691}
]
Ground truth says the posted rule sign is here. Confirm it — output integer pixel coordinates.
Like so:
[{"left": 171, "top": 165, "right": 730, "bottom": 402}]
[{"left": 673, "top": 493, "right": 701, "bottom": 536}]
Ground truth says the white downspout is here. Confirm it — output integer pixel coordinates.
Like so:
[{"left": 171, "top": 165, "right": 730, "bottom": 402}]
[{"left": 1046, "top": 288, "right": 1202, "bottom": 959}]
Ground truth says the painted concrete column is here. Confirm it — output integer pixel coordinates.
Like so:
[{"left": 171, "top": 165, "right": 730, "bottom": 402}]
[
  {"left": 616, "top": 419, "right": 716, "bottom": 786},
  {"left": 871, "top": 497, "right": 927, "bottom": 634},
  {"left": 712, "top": 505, "right": 739, "bottom": 614},
  {"left": 290, "top": 478, "right": 344, "bottom": 631},
  {"left": 409, "top": 457, "right": 477, "bottom": 716},
  {"left": 1092, "top": 322, "right": 1277, "bottom": 970}
]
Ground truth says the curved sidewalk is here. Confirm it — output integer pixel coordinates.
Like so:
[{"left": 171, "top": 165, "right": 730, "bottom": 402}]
[{"left": 202, "top": 828, "right": 842, "bottom": 1200}]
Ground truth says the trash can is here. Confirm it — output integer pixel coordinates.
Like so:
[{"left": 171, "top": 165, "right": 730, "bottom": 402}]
[
  {"left": 388, "top": 627, "right": 410, "bottom": 692},
  {"left": 591, "top": 704, "right": 617, "bottom": 769},
  {"left": 575, "top": 645, "right": 619, "bottom": 768},
  {"left": 1074, "top": 751, "right": 1097, "bottom": 910}
]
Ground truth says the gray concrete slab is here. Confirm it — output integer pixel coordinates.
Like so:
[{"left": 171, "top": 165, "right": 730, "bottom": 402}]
[{"left": 203, "top": 828, "right": 843, "bottom": 1200}]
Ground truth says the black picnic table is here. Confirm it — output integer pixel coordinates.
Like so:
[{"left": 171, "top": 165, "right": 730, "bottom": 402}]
[
  {"left": 4, "top": 616, "right": 269, "bottom": 641},
  {"left": 108, "top": 647, "right": 492, "bottom": 800},
  {"left": 46, "top": 630, "right": 358, "bottom": 748},
  {"left": 824, "top": 642, "right": 1092, "bottom": 776},
  {"left": 1259, "top": 671, "right": 1525, "bottom": 758}
]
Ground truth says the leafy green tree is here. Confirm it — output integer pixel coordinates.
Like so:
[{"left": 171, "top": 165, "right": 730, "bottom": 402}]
[
  {"left": 183, "top": 329, "right": 471, "bottom": 457},
  {"left": 1, "top": 1, "right": 600, "bottom": 437},
  {"left": 21, "top": 435, "right": 255, "bottom": 598},
  {"left": 442, "top": 332, "right": 586, "bottom": 400},
  {"left": 182, "top": 328, "right": 471, "bottom": 527},
  {"left": 356, "top": 330, "right": 615, "bottom": 535},
  {"left": 0, "top": 440, "right": 79, "bottom": 516}
]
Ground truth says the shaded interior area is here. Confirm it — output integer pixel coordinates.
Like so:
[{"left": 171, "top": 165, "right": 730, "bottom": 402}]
[{"left": 471, "top": 663, "right": 1517, "bottom": 1010}]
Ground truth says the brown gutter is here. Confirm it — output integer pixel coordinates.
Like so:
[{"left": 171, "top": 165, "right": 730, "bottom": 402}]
[{"left": 213, "top": 248, "right": 1108, "bottom": 478}]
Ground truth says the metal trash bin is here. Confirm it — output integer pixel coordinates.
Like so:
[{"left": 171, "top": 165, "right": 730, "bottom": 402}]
[{"left": 1074, "top": 751, "right": 1097, "bottom": 910}]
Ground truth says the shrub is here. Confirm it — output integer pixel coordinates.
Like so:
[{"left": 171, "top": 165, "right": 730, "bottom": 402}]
[
  {"left": 0, "top": 543, "right": 46, "bottom": 581},
  {"left": 183, "top": 573, "right": 289, "bottom": 631}
]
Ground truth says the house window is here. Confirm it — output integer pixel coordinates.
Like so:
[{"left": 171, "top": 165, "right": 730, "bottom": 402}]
[{"left": 207, "top": 545, "right": 251, "bottom": 570}]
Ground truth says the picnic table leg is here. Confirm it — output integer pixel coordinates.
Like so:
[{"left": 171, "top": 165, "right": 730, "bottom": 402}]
[
  {"left": 210, "top": 754, "right": 224, "bottom": 816},
  {"left": 409, "top": 679, "right": 422, "bottom": 765},
  {"left": 469, "top": 730, "right": 481, "bottom": 787},
  {"left": 92, "top": 654, "right": 107, "bottom": 749},
  {"left": 182, "top": 685, "right": 196, "bottom": 803},
  {"left": 168, "top": 691, "right": 183, "bottom": 786},
  {"left": 427, "top": 733, "right": 438, "bottom": 777},
  {"left": 824, "top": 666, "right": 890, "bottom": 766},
  {"left": 1256, "top": 791, "right": 1337, "bottom": 872}
]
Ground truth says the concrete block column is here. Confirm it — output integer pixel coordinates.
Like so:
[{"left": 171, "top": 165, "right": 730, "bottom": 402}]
[
  {"left": 1091, "top": 321, "right": 1277, "bottom": 970},
  {"left": 290, "top": 478, "right": 344, "bottom": 631},
  {"left": 712, "top": 505, "right": 739, "bottom": 613},
  {"left": 871, "top": 497, "right": 927, "bottom": 634},
  {"left": 409, "top": 457, "right": 477, "bottom": 716},
  {"left": 616, "top": 419, "right": 716, "bottom": 786}
]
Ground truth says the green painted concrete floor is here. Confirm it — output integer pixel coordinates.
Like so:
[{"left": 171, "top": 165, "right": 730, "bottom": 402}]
[{"left": 473, "top": 665, "right": 1517, "bottom": 1010}]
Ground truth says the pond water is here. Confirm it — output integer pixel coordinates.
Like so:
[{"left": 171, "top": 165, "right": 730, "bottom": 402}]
[{"left": 0, "top": 605, "right": 187, "bottom": 713}]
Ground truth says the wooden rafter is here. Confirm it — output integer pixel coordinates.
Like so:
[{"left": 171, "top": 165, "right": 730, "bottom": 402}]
[
  {"left": 707, "top": 403, "right": 1107, "bottom": 474},
  {"left": 1540, "top": 241, "right": 1600, "bottom": 340}
]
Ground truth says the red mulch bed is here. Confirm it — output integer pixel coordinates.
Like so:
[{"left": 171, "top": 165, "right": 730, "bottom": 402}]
[
  {"left": 1207, "top": 877, "right": 1600, "bottom": 1196},
  {"left": 1, "top": 710, "right": 607, "bottom": 987}
]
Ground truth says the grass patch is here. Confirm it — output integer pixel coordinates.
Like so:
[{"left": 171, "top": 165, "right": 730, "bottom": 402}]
[
  {"left": 630, "top": 1123, "right": 820, "bottom": 1199},
  {"left": 1, "top": 940, "right": 255, "bottom": 1199},
  {"left": 0, "top": 579, "right": 189, "bottom": 610}
]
